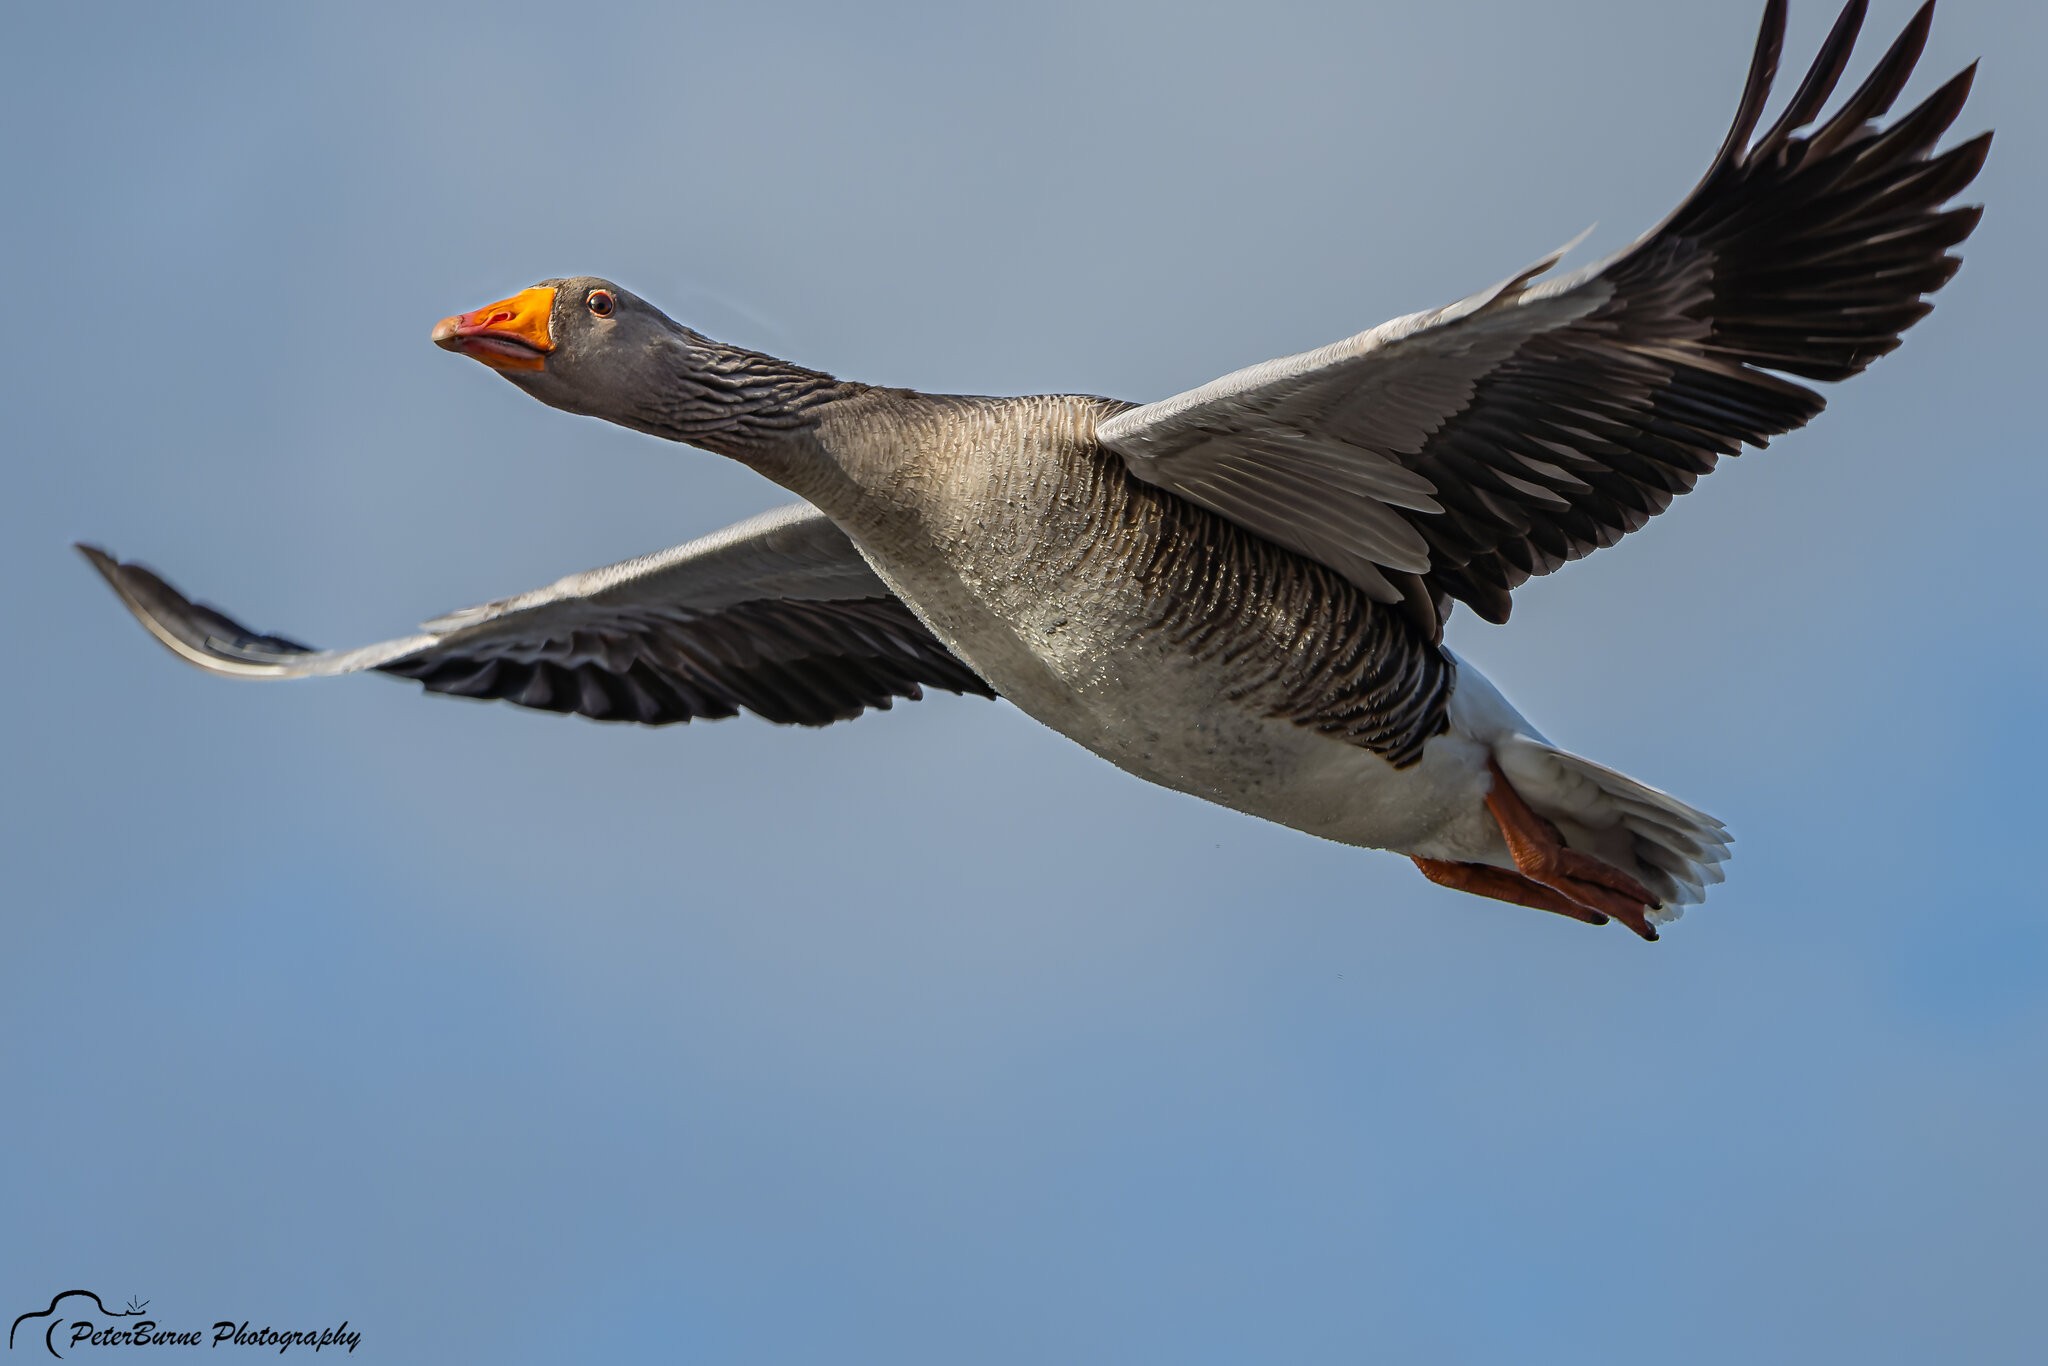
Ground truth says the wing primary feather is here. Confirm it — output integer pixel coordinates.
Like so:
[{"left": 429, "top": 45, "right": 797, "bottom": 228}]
[
  {"left": 1754, "top": 0, "right": 1867, "bottom": 156},
  {"left": 82, "top": 507, "right": 995, "bottom": 729},
  {"left": 1804, "top": 0, "right": 1936, "bottom": 160},
  {"left": 1712, "top": 0, "right": 1790, "bottom": 176}
]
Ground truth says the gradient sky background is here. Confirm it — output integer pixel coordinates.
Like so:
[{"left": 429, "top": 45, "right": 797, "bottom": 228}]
[{"left": 4, "top": 1, "right": 2043, "bottom": 1361}]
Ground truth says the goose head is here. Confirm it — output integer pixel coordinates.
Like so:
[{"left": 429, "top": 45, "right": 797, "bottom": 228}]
[
  {"left": 432, "top": 276, "right": 855, "bottom": 474},
  {"left": 431, "top": 277, "right": 697, "bottom": 429}
]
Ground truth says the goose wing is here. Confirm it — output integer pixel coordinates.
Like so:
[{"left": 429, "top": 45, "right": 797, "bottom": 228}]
[
  {"left": 1095, "top": 0, "right": 1988, "bottom": 634},
  {"left": 80, "top": 502, "right": 993, "bottom": 727}
]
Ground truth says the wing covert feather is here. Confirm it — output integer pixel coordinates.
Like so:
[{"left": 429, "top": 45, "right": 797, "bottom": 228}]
[
  {"left": 81, "top": 503, "right": 993, "bottom": 728},
  {"left": 1097, "top": 0, "right": 1986, "bottom": 631}
]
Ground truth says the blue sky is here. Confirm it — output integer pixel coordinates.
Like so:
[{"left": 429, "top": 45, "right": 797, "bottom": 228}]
[{"left": 3, "top": 1, "right": 2042, "bottom": 1361}]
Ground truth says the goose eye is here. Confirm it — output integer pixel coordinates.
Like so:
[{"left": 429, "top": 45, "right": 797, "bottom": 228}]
[{"left": 586, "top": 290, "right": 615, "bottom": 318}]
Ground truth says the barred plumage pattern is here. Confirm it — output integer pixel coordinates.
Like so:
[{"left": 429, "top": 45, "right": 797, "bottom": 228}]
[
  {"left": 379, "top": 595, "right": 992, "bottom": 727},
  {"left": 1002, "top": 398, "right": 1454, "bottom": 768},
  {"left": 629, "top": 332, "right": 855, "bottom": 449}
]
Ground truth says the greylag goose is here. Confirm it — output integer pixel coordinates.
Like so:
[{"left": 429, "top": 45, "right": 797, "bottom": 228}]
[{"left": 83, "top": 0, "right": 1985, "bottom": 940}]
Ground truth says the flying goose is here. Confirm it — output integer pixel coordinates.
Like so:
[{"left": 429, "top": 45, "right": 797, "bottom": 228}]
[{"left": 83, "top": 0, "right": 1986, "bottom": 940}]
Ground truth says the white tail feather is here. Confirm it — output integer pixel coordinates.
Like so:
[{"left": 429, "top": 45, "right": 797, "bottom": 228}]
[{"left": 1493, "top": 735, "right": 1731, "bottom": 920}]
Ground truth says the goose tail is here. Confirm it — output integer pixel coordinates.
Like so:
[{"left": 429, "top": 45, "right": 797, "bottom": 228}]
[{"left": 1491, "top": 734, "right": 1731, "bottom": 920}]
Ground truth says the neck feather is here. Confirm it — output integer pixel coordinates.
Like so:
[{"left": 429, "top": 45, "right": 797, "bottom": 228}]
[{"left": 624, "top": 329, "right": 862, "bottom": 474}]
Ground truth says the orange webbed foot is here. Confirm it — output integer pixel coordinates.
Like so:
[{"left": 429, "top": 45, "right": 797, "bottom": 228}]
[
  {"left": 1428, "top": 759, "right": 1666, "bottom": 941},
  {"left": 1412, "top": 857, "right": 1612, "bottom": 928},
  {"left": 1517, "top": 853, "right": 1661, "bottom": 940}
]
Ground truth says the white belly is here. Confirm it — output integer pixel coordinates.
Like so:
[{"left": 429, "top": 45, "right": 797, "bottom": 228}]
[
  {"left": 805, "top": 393, "right": 1537, "bottom": 868},
  {"left": 796, "top": 387, "right": 1728, "bottom": 907},
  {"left": 860, "top": 548, "right": 1512, "bottom": 864}
]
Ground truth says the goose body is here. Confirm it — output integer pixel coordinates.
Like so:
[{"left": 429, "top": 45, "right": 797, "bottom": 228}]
[
  {"left": 801, "top": 393, "right": 1484, "bottom": 858},
  {"left": 83, "top": 0, "right": 1985, "bottom": 939}
]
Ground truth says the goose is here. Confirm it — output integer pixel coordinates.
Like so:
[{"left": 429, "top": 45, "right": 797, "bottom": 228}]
[{"left": 82, "top": 0, "right": 1985, "bottom": 941}]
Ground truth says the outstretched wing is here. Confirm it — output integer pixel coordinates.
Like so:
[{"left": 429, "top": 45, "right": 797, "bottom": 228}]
[
  {"left": 81, "top": 502, "right": 994, "bottom": 727},
  {"left": 1096, "top": 0, "right": 1988, "bottom": 634}
]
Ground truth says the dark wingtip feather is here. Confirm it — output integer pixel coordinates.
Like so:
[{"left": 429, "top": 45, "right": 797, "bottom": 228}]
[
  {"left": 1906, "top": 132, "right": 1993, "bottom": 209},
  {"left": 1891, "top": 61, "right": 1978, "bottom": 147},
  {"left": 1755, "top": 0, "right": 1868, "bottom": 156},
  {"left": 1716, "top": 0, "right": 1790, "bottom": 170},
  {"left": 1806, "top": 0, "right": 1937, "bottom": 159},
  {"left": 76, "top": 541, "right": 132, "bottom": 586},
  {"left": 76, "top": 544, "right": 153, "bottom": 625},
  {"left": 1417, "top": 0, "right": 1986, "bottom": 622},
  {"left": 78, "top": 545, "right": 320, "bottom": 665}
]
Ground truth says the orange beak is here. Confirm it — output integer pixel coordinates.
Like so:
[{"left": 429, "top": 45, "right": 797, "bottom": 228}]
[{"left": 431, "top": 286, "right": 556, "bottom": 372}]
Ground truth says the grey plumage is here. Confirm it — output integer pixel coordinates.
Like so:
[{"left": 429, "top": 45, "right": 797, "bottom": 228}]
[
  {"left": 1097, "top": 0, "right": 1986, "bottom": 633},
  {"left": 80, "top": 1, "right": 1986, "bottom": 934},
  {"left": 78, "top": 505, "right": 991, "bottom": 728}
]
